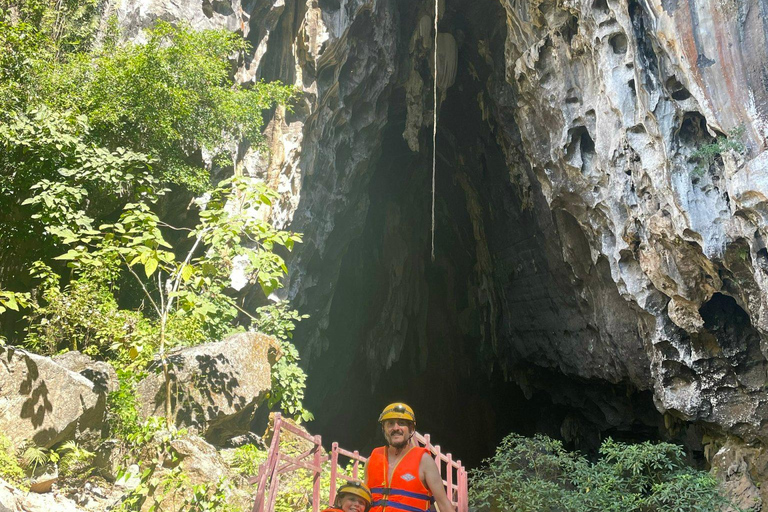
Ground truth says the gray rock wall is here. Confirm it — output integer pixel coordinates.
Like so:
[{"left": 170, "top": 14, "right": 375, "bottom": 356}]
[{"left": 113, "top": 0, "right": 768, "bottom": 496}]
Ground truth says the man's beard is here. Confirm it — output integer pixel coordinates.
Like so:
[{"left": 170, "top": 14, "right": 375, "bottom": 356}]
[{"left": 387, "top": 433, "right": 410, "bottom": 449}]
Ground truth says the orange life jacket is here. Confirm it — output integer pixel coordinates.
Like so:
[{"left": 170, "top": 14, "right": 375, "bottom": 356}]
[
  {"left": 321, "top": 508, "right": 344, "bottom": 512},
  {"left": 366, "top": 446, "right": 433, "bottom": 512}
]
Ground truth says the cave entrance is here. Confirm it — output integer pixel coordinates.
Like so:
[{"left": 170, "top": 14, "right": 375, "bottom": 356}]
[{"left": 295, "top": 0, "right": 666, "bottom": 468}]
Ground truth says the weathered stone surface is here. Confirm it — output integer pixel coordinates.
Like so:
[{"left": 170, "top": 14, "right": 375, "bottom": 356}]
[
  {"left": 53, "top": 351, "right": 118, "bottom": 394},
  {"left": 712, "top": 439, "right": 765, "bottom": 511},
  {"left": 92, "top": 439, "right": 124, "bottom": 481},
  {"left": 136, "top": 332, "right": 280, "bottom": 445},
  {"left": 170, "top": 434, "right": 230, "bottom": 485},
  {"left": 492, "top": 0, "right": 768, "bottom": 444},
  {"left": 0, "top": 346, "right": 106, "bottom": 448},
  {"left": 115, "top": 0, "right": 247, "bottom": 42},
  {"left": 0, "top": 477, "right": 86, "bottom": 512}
]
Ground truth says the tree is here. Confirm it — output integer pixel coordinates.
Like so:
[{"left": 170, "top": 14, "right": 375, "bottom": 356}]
[{"left": 0, "top": 8, "right": 311, "bottom": 423}]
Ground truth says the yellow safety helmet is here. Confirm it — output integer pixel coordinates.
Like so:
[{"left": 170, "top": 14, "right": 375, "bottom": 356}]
[
  {"left": 336, "top": 481, "right": 372, "bottom": 506},
  {"left": 378, "top": 402, "right": 416, "bottom": 424}
]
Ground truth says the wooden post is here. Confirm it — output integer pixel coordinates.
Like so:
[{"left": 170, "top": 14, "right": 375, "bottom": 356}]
[
  {"left": 330, "top": 443, "right": 339, "bottom": 505},
  {"left": 312, "top": 435, "right": 322, "bottom": 512}
]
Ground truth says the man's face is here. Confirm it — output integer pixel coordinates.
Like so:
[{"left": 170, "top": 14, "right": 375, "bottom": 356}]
[
  {"left": 339, "top": 493, "right": 367, "bottom": 512},
  {"left": 383, "top": 418, "right": 414, "bottom": 448}
]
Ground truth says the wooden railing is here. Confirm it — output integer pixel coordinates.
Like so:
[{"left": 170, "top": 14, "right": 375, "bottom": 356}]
[{"left": 251, "top": 413, "right": 468, "bottom": 512}]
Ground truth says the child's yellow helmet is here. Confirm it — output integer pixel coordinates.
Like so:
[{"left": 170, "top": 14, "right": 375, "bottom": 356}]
[{"left": 336, "top": 481, "right": 372, "bottom": 506}]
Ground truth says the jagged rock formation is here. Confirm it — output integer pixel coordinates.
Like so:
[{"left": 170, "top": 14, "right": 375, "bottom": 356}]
[{"left": 113, "top": 0, "right": 768, "bottom": 505}]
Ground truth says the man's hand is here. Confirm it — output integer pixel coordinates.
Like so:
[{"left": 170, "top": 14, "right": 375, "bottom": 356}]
[{"left": 420, "top": 453, "right": 456, "bottom": 512}]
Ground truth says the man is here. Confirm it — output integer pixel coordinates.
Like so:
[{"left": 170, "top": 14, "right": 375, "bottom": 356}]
[
  {"left": 364, "top": 403, "right": 455, "bottom": 512},
  {"left": 322, "top": 481, "right": 372, "bottom": 512}
]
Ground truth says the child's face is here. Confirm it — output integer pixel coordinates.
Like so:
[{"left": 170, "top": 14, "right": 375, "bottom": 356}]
[{"left": 339, "top": 493, "right": 367, "bottom": 512}]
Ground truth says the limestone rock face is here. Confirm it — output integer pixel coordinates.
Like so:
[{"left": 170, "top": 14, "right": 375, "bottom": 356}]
[
  {"left": 114, "top": 0, "right": 768, "bottom": 485},
  {"left": 496, "top": 0, "right": 768, "bottom": 439},
  {"left": 136, "top": 332, "right": 281, "bottom": 445},
  {"left": 0, "top": 346, "right": 106, "bottom": 448},
  {"left": 115, "top": 0, "right": 247, "bottom": 42}
]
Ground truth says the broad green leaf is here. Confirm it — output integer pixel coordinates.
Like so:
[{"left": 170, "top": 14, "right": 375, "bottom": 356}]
[
  {"left": 181, "top": 264, "right": 193, "bottom": 282},
  {"left": 144, "top": 257, "right": 159, "bottom": 277}
]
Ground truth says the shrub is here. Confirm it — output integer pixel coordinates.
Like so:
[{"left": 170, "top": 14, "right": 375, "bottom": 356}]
[
  {"left": 469, "top": 433, "right": 732, "bottom": 512},
  {"left": 691, "top": 126, "right": 746, "bottom": 177},
  {"left": 228, "top": 443, "right": 267, "bottom": 478}
]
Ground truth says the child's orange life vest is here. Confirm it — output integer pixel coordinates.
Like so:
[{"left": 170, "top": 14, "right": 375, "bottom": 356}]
[{"left": 366, "top": 446, "right": 433, "bottom": 512}]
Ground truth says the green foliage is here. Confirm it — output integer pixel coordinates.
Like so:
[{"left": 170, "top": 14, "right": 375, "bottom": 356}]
[
  {"left": 115, "top": 431, "right": 244, "bottom": 512},
  {"left": 116, "top": 464, "right": 188, "bottom": 512},
  {"left": 469, "top": 433, "right": 732, "bottom": 512},
  {"left": 0, "top": 288, "right": 29, "bottom": 315},
  {"left": 36, "top": 174, "right": 301, "bottom": 367},
  {"left": 0, "top": 7, "right": 312, "bottom": 507},
  {"left": 0, "top": 106, "right": 155, "bottom": 275},
  {"left": 56, "top": 441, "right": 95, "bottom": 477},
  {"left": 25, "top": 265, "right": 153, "bottom": 356},
  {"left": 19, "top": 443, "right": 58, "bottom": 474},
  {"left": 691, "top": 126, "right": 746, "bottom": 177},
  {"left": 0, "top": 0, "right": 103, "bottom": 114},
  {"left": 0, "top": 7, "right": 296, "bottom": 293},
  {"left": 108, "top": 369, "right": 144, "bottom": 442},
  {"left": 45, "top": 20, "right": 294, "bottom": 191},
  {"left": 0, "top": 434, "right": 25, "bottom": 486},
  {"left": 228, "top": 443, "right": 267, "bottom": 478},
  {"left": 256, "top": 302, "right": 313, "bottom": 422},
  {"left": 183, "top": 478, "right": 241, "bottom": 512}
]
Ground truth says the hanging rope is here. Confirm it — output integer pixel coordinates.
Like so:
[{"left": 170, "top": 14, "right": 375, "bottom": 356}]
[{"left": 431, "top": 0, "right": 439, "bottom": 262}]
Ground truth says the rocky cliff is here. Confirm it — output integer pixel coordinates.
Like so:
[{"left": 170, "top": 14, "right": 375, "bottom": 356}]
[{"left": 114, "top": 0, "right": 768, "bottom": 503}]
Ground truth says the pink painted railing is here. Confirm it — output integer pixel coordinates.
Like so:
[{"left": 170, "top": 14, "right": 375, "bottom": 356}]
[{"left": 251, "top": 413, "right": 468, "bottom": 512}]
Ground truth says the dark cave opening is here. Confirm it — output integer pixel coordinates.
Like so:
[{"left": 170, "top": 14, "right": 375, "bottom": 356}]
[{"left": 295, "top": 0, "right": 669, "bottom": 469}]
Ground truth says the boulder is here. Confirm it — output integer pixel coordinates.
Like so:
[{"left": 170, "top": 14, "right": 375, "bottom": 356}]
[
  {"left": 92, "top": 439, "right": 124, "bottom": 481},
  {"left": 0, "top": 346, "right": 106, "bottom": 448},
  {"left": 53, "top": 352, "right": 118, "bottom": 394},
  {"left": 170, "top": 434, "right": 230, "bottom": 485},
  {"left": 136, "top": 332, "right": 281, "bottom": 445},
  {"left": 0, "top": 477, "right": 86, "bottom": 512}
]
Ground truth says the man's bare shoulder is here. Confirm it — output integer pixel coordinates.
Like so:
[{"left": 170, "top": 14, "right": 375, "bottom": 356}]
[{"left": 419, "top": 450, "right": 440, "bottom": 474}]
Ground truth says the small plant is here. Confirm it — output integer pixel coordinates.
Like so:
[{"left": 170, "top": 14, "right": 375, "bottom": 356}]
[
  {"left": 691, "top": 125, "right": 746, "bottom": 177},
  {"left": 183, "top": 478, "right": 241, "bottom": 512},
  {"left": 56, "top": 441, "right": 95, "bottom": 477},
  {"left": 228, "top": 443, "right": 267, "bottom": 477},
  {"left": 0, "top": 434, "right": 25, "bottom": 487},
  {"left": 19, "top": 443, "right": 58, "bottom": 475},
  {"left": 116, "top": 464, "right": 188, "bottom": 512}
]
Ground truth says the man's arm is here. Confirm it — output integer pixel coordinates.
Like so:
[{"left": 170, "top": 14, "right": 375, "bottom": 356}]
[{"left": 420, "top": 453, "right": 455, "bottom": 512}]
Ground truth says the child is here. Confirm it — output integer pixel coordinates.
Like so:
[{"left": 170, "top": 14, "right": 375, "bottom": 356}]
[{"left": 322, "top": 481, "right": 372, "bottom": 512}]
